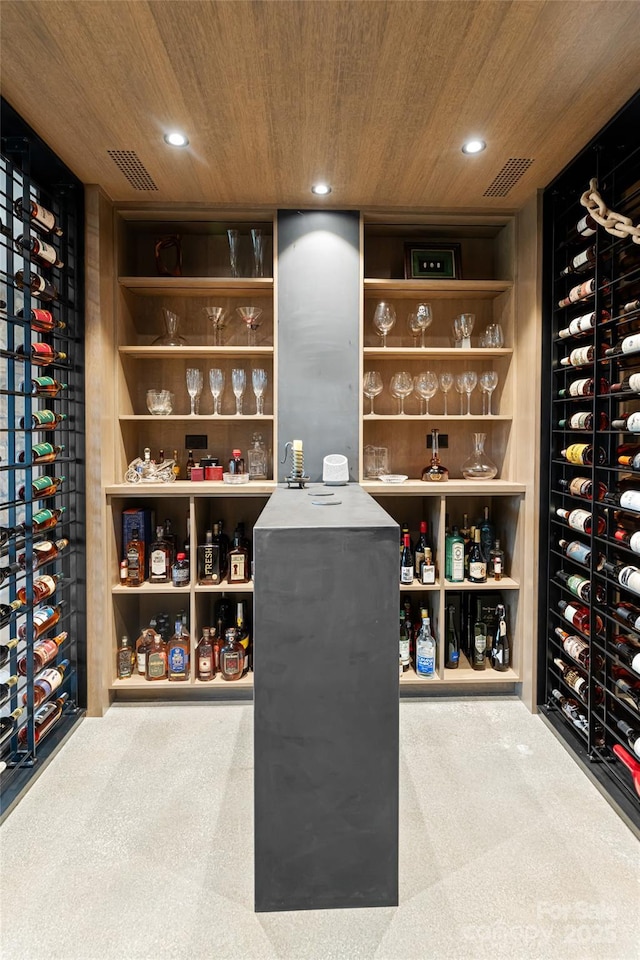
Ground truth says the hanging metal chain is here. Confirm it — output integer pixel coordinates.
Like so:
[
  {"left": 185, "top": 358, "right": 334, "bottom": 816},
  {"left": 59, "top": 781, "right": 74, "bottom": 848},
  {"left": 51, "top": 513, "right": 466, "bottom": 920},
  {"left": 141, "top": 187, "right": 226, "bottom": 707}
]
[{"left": 580, "top": 177, "right": 640, "bottom": 244}]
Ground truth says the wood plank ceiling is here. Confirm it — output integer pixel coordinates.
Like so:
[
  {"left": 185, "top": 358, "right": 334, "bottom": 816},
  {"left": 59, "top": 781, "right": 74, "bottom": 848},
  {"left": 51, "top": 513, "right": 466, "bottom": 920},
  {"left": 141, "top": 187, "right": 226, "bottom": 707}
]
[{"left": 1, "top": 0, "right": 639, "bottom": 212}]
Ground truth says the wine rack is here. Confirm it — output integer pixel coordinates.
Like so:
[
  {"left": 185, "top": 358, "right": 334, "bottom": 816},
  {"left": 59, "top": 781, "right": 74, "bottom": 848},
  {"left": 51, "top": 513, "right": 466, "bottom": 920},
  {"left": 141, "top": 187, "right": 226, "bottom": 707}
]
[
  {"left": 539, "top": 90, "right": 640, "bottom": 834},
  {"left": 0, "top": 100, "right": 85, "bottom": 818}
]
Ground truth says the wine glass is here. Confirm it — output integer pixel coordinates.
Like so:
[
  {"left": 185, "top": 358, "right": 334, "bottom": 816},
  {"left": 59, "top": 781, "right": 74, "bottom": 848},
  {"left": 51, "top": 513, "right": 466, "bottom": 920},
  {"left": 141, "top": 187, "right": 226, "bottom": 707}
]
[
  {"left": 484, "top": 323, "right": 505, "bottom": 348},
  {"left": 186, "top": 368, "right": 203, "bottom": 415},
  {"left": 414, "top": 371, "right": 438, "bottom": 415},
  {"left": 237, "top": 306, "right": 263, "bottom": 346},
  {"left": 227, "top": 229, "right": 240, "bottom": 278},
  {"left": 202, "top": 306, "right": 227, "bottom": 346},
  {"left": 252, "top": 368, "right": 268, "bottom": 415},
  {"left": 209, "top": 368, "right": 225, "bottom": 415},
  {"left": 463, "top": 370, "right": 478, "bottom": 415},
  {"left": 231, "top": 368, "right": 246, "bottom": 415},
  {"left": 454, "top": 373, "right": 467, "bottom": 415},
  {"left": 250, "top": 228, "right": 264, "bottom": 278},
  {"left": 459, "top": 313, "right": 475, "bottom": 344},
  {"left": 390, "top": 371, "right": 413, "bottom": 415},
  {"left": 407, "top": 312, "right": 423, "bottom": 347},
  {"left": 373, "top": 301, "right": 396, "bottom": 347},
  {"left": 453, "top": 315, "right": 465, "bottom": 347},
  {"left": 480, "top": 370, "right": 499, "bottom": 415},
  {"left": 363, "top": 370, "right": 383, "bottom": 414},
  {"left": 439, "top": 371, "right": 454, "bottom": 415},
  {"left": 414, "top": 302, "right": 432, "bottom": 348}
]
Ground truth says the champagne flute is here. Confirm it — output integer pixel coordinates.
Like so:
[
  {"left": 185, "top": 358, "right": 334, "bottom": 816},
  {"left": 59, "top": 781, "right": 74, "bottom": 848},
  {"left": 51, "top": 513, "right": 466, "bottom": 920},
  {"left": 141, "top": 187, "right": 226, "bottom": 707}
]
[
  {"left": 209, "top": 368, "right": 225, "bottom": 415},
  {"left": 390, "top": 371, "right": 413, "bottom": 415},
  {"left": 250, "top": 228, "right": 264, "bottom": 278},
  {"left": 414, "top": 371, "right": 438, "bottom": 415},
  {"left": 373, "top": 301, "right": 396, "bottom": 348},
  {"left": 363, "top": 371, "right": 383, "bottom": 414},
  {"left": 231, "top": 368, "right": 246, "bottom": 415},
  {"left": 252, "top": 368, "right": 268, "bottom": 415},
  {"left": 186, "top": 368, "right": 203, "bottom": 415},
  {"left": 463, "top": 370, "right": 478, "bottom": 415},
  {"left": 227, "top": 229, "right": 240, "bottom": 278},
  {"left": 480, "top": 370, "right": 499, "bottom": 415},
  {"left": 439, "top": 371, "right": 454, "bottom": 415}
]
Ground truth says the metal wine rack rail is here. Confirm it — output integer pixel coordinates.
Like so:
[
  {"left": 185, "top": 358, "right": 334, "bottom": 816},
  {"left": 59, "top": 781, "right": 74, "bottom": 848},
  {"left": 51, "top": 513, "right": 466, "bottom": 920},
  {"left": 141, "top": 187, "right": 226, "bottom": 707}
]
[
  {"left": 0, "top": 100, "right": 85, "bottom": 820},
  {"left": 539, "top": 90, "right": 640, "bottom": 835}
]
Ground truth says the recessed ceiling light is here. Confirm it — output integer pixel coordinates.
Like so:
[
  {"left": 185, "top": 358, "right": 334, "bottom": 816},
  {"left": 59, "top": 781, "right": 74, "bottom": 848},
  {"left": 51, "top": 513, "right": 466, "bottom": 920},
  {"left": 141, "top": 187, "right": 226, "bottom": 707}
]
[
  {"left": 164, "top": 131, "right": 189, "bottom": 147},
  {"left": 311, "top": 183, "right": 332, "bottom": 195},
  {"left": 462, "top": 139, "right": 486, "bottom": 155}
]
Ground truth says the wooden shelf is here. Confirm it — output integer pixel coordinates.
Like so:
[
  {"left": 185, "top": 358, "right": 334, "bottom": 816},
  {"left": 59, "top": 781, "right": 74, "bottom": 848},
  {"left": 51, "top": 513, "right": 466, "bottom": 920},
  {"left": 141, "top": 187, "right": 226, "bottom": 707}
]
[
  {"left": 110, "top": 673, "right": 254, "bottom": 690},
  {"left": 364, "top": 279, "right": 512, "bottom": 299},
  {"left": 362, "top": 480, "right": 526, "bottom": 495},
  {"left": 119, "top": 277, "right": 273, "bottom": 297},
  {"left": 118, "top": 414, "right": 274, "bottom": 422},
  {"left": 193, "top": 582, "right": 254, "bottom": 593},
  {"left": 363, "top": 347, "right": 512, "bottom": 359},
  {"left": 105, "top": 481, "right": 277, "bottom": 497},
  {"left": 363, "top": 414, "right": 512, "bottom": 421},
  {"left": 443, "top": 576, "right": 519, "bottom": 590},
  {"left": 400, "top": 580, "right": 441, "bottom": 592},
  {"left": 400, "top": 654, "right": 519, "bottom": 685},
  {"left": 119, "top": 345, "right": 274, "bottom": 359},
  {"left": 111, "top": 582, "right": 192, "bottom": 595}
]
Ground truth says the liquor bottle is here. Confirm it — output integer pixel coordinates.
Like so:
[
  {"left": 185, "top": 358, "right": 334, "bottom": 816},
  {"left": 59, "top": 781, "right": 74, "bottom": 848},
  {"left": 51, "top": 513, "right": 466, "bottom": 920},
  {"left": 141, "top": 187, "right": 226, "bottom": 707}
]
[
  {"left": 445, "top": 526, "right": 464, "bottom": 583},
  {"left": 18, "top": 631, "right": 67, "bottom": 675},
  {"left": 135, "top": 629, "right": 154, "bottom": 676},
  {"left": 554, "top": 626, "right": 602, "bottom": 671},
  {"left": 168, "top": 617, "right": 190, "bottom": 681},
  {"left": 1, "top": 523, "right": 26, "bottom": 546},
  {"left": 614, "top": 526, "right": 640, "bottom": 554},
  {"left": 228, "top": 533, "right": 250, "bottom": 584},
  {"left": 576, "top": 212, "right": 598, "bottom": 238},
  {"left": 15, "top": 269, "right": 58, "bottom": 302},
  {"left": 0, "top": 599, "right": 24, "bottom": 628},
  {"left": 233, "top": 522, "right": 252, "bottom": 565},
  {"left": 415, "top": 609, "right": 436, "bottom": 678},
  {"left": 422, "top": 428, "right": 448, "bottom": 482},
  {"left": 13, "top": 197, "right": 63, "bottom": 236},
  {"left": 556, "top": 569, "right": 605, "bottom": 604},
  {"left": 554, "top": 657, "right": 589, "bottom": 703},
  {"left": 557, "top": 277, "right": 597, "bottom": 308},
  {"left": 116, "top": 636, "right": 133, "bottom": 679},
  {"left": 611, "top": 412, "right": 640, "bottom": 433},
  {"left": 19, "top": 475, "right": 66, "bottom": 500},
  {"left": 125, "top": 527, "right": 144, "bottom": 586},
  {"left": 421, "top": 547, "right": 436, "bottom": 584},
  {"left": 612, "top": 717, "right": 640, "bottom": 759},
  {"left": 219, "top": 627, "right": 245, "bottom": 681},
  {"left": 491, "top": 604, "right": 510, "bottom": 672},
  {"left": 560, "top": 245, "right": 597, "bottom": 276},
  {"left": 557, "top": 599, "right": 603, "bottom": 636},
  {"left": 557, "top": 476, "right": 608, "bottom": 501},
  {"left": 550, "top": 688, "right": 589, "bottom": 735},
  {"left": 161, "top": 518, "right": 177, "bottom": 563},
  {"left": 214, "top": 594, "right": 234, "bottom": 641},
  {"left": 172, "top": 449, "right": 181, "bottom": 480},
  {"left": 603, "top": 488, "right": 640, "bottom": 513},
  {"left": 19, "top": 537, "right": 69, "bottom": 571},
  {"left": 557, "top": 411, "right": 608, "bottom": 431},
  {"left": 17, "top": 307, "right": 66, "bottom": 333},
  {"left": 555, "top": 506, "right": 605, "bottom": 536},
  {"left": 605, "top": 334, "right": 640, "bottom": 358},
  {"left": 400, "top": 534, "right": 414, "bottom": 584},
  {"left": 603, "top": 560, "right": 640, "bottom": 596},
  {"left": 196, "top": 627, "right": 215, "bottom": 681},
  {"left": 560, "top": 443, "right": 606, "bottom": 466},
  {"left": 558, "top": 309, "right": 609, "bottom": 339},
  {"left": 19, "top": 409, "right": 68, "bottom": 431},
  {"left": 0, "top": 562, "right": 21, "bottom": 584},
  {"left": 413, "top": 521, "right": 429, "bottom": 578},
  {"left": 186, "top": 449, "right": 195, "bottom": 480},
  {"left": 399, "top": 522, "right": 412, "bottom": 555},
  {"left": 212, "top": 521, "right": 229, "bottom": 581},
  {"left": 14, "top": 234, "right": 64, "bottom": 270},
  {"left": 145, "top": 632, "right": 168, "bottom": 681},
  {"left": 19, "top": 442, "right": 65, "bottom": 464},
  {"left": 248, "top": 432, "right": 268, "bottom": 480},
  {"left": 0, "top": 708, "right": 24, "bottom": 747},
  {"left": 0, "top": 639, "right": 19, "bottom": 668},
  {"left": 445, "top": 605, "right": 459, "bottom": 669},
  {"left": 228, "top": 448, "right": 245, "bottom": 475},
  {"left": 27, "top": 658, "right": 70, "bottom": 708},
  {"left": 18, "top": 601, "right": 65, "bottom": 641},
  {"left": 148, "top": 526, "right": 171, "bottom": 583},
  {"left": 17, "top": 572, "right": 63, "bottom": 605},
  {"left": 236, "top": 601, "right": 251, "bottom": 671},
  {"left": 197, "top": 530, "right": 217, "bottom": 584},
  {"left": 18, "top": 692, "right": 69, "bottom": 748},
  {"left": 171, "top": 552, "right": 190, "bottom": 587},
  {"left": 399, "top": 610, "right": 411, "bottom": 673},
  {"left": 471, "top": 600, "right": 487, "bottom": 671},
  {"left": 468, "top": 529, "right": 487, "bottom": 583},
  {"left": 22, "top": 375, "right": 68, "bottom": 397},
  {"left": 489, "top": 539, "right": 505, "bottom": 580},
  {"left": 613, "top": 601, "right": 640, "bottom": 632},
  {"left": 478, "top": 506, "right": 495, "bottom": 563},
  {"left": 32, "top": 506, "right": 67, "bottom": 534},
  {"left": 611, "top": 637, "right": 640, "bottom": 675}
]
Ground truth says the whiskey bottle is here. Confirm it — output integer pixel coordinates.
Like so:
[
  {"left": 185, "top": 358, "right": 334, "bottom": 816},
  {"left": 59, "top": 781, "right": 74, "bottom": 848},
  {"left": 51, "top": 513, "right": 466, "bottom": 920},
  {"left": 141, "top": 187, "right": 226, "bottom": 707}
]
[
  {"left": 27, "top": 658, "right": 70, "bottom": 708},
  {"left": 17, "top": 308, "right": 66, "bottom": 333},
  {"left": 117, "top": 636, "right": 133, "bottom": 679},
  {"left": 172, "top": 449, "right": 181, "bottom": 480},
  {"left": 468, "top": 529, "right": 487, "bottom": 583},
  {"left": 557, "top": 599, "right": 603, "bottom": 636},
  {"left": 557, "top": 476, "right": 607, "bottom": 501},
  {"left": 22, "top": 375, "right": 68, "bottom": 397},
  {"left": 236, "top": 601, "right": 251, "bottom": 671},
  {"left": 557, "top": 411, "right": 608, "bottom": 431},
  {"left": 560, "top": 443, "right": 606, "bottom": 466},
  {"left": 168, "top": 617, "right": 190, "bottom": 681},
  {"left": 17, "top": 572, "right": 63, "bottom": 605},
  {"left": 471, "top": 600, "right": 487, "bottom": 671},
  {"left": 18, "top": 631, "right": 67, "bottom": 675},
  {"left": 415, "top": 609, "right": 436, "bottom": 678},
  {"left": 19, "top": 442, "right": 65, "bottom": 464},
  {"left": 145, "top": 632, "right": 168, "bottom": 681},
  {"left": 19, "top": 537, "right": 69, "bottom": 571},
  {"left": 421, "top": 428, "right": 448, "bottom": 482},
  {"left": 0, "top": 599, "right": 24, "bottom": 628},
  {"left": 557, "top": 277, "right": 597, "bottom": 308},
  {"left": 400, "top": 534, "right": 414, "bottom": 584},
  {"left": 19, "top": 409, "right": 68, "bottom": 430},
  {"left": 0, "top": 523, "right": 26, "bottom": 547},
  {"left": 0, "top": 708, "right": 24, "bottom": 748},
  {"left": 186, "top": 450, "right": 195, "bottom": 480},
  {"left": 15, "top": 269, "right": 59, "bottom": 302},
  {"left": 18, "top": 692, "right": 69, "bottom": 747},
  {"left": 19, "top": 475, "right": 66, "bottom": 500},
  {"left": 149, "top": 526, "right": 171, "bottom": 583},
  {"left": 196, "top": 627, "right": 215, "bottom": 681},
  {"left": 555, "top": 506, "right": 605, "bottom": 536},
  {"left": 219, "top": 627, "right": 245, "bottom": 681},
  {"left": 171, "top": 552, "right": 190, "bottom": 587},
  {"left": 15, "top": 234, "right": 64, "bottom": 269},
  {"left": 135, "top": 629, "right": 153, "bottom": 676},
  {"left": 491, "top": 603, "right": 510, "bottom": 672},
  {"left": 198, "top": 530, "right": 220, "bottom": 584},
  {"left": 0, "top": 676, "right": 18, "bottom": 706},
  {"left": 556, "top": 569, "right": 605, "bottom": 604},
  {"left": 0, "top": 639, "right": 19, "bottom": 669},
  {"left": 558, "top": 309, "right": 609, "bottom": 339},
  {"left": 32, "top": 506, "right": 67, "bottom": 534},
  {"left": 125, "top": 527, "right": 144, "bottom": 586},
  {"left": 489, "top": 539, "right": 505, "bottom": 580},
  {"left": 560, "top": 245, "right": 597, "bottom": 276},
  {"left": 445, "top": 605, "right": 460, "bottom": 669},
  {"left": 228, "top": 532, "right": 250, "bottom": 584},
  {"left": 13, "top": 197, "right": 63, "bottom": 236}
]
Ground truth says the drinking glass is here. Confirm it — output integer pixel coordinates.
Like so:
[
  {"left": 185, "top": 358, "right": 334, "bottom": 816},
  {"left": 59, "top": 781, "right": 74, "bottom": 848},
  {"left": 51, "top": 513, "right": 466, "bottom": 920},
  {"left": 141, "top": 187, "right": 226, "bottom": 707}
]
[
  {"left": 252, "top": 368, "right": 268, "bottom": 415},
  {"left": 463, "top": 370, "right": 478, "bottom": 415},
  {"left": 439, "top": 371, "right": 454, "bottom": 415},
  {"left": 414, "top": 302, "right": 432, "bottom": 348},
  {"left": 186, "top": 368, "right": 203, "bottom": 415},
  {"left": 236, "top": 306, "right": 263, "bottom": 346},
  {"left": 414, "top": 371, "right": 438, "bottom": 415},
  {"left": 459, "top": 312, "right": 475, "bottom": 341},
  {"left": 209, "top": 368, "right": 225, "bottom": 415},
  {"left": 480, "top": 370, "right": 499, "bottom": 415},
  {"left": 250, "top": 228, "right": 264, "bottom": 278},
  {"left": 231, "top": 368, "right": 246, "bottom": 415},
  {"left": 373, "top": 301, "right": 396, "bottom": 347},
  {"left": 484, "top": 323, "right": 505, "bottom": 348},
  {"left": 363, "top": 370, "right": 383, "bottom": 414},
  {"left": 153, "top": 308, "right": 187, "bottom": 346},
  {"left": 227, "top": 229, "right": 240, "bottom": 278},
  {"left": 202, "top": 306, "right": 227, "bottom": 346},
  {"left": 390, "top": 371, "right": 413, "bottom": 415},
  {"left": 407, "top": 312, "right": 423, "bottom": 347},
  {"left": 453, "top": 315, "right": 465, "bottom": 347},
  {"left": 455, "top": 373, "right": 467, "bottom": 415}
]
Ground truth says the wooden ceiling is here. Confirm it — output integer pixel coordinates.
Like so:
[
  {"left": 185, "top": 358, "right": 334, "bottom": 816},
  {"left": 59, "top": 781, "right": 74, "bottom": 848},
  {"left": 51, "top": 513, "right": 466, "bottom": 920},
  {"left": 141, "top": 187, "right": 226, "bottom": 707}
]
[{"left": 2, "top": 1, "right": 639, "bottom": 213}]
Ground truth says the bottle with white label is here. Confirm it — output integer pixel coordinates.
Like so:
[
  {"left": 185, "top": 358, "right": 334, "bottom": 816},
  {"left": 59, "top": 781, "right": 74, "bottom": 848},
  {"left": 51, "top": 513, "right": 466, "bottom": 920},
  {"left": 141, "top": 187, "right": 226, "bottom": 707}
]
[
  {"left": 560, "top": 344, "right": 596, "bottom": 367},
  {"left": 554, "top": 626, "right": 603, "bottom": 671},
  {"left": 491, "top": 604, "right": 510, "bottom": 672},
  {"left": 558, "top": 277, "right": 597, "bottom": 308},
  {"left": 614, "top": 526, "right": 640, "bottom": 555},
  {"left": 576, "top": 213, "right": 598, "bottom": 238},
  {"left": 604, "top": 561, "right": 640, "bottom": 597},
  {"left": 613, "top": 716, "right": 640, "bottom": 759},
  {"left": 399, "top": 611, "right": 411, "bottom": 673},
  {"left": 556, "top": 570, "right": 605, "bottom": 604},
  {"left": 555, "top": 506, "right": 605, "bottom": 536},
  {"left": 604, "top": 488, "right": 640, "bottom": 513},
  {"left": 605, "top": 334, "right": 640, "bottom": 358},
  {"left": 613, "top": 601, "right": 640, "bottom": 632},
  {"left": 611, "top": 412, "right": 640, "bottom": 433},
  {"left": 468, "top": 529, "right": 487, "bottom": 583},
  {"left": 610, "top": 373, "right": 640, "bottom": 395},
  {"left": 415, "top": 609, "right": 436, "bottom": 678},
  {"left": 400, "top": 534, "right": 414, "bottom": 585},
  {"left": 557, "top": 411, "right": 609, "bottom": 431},
  {"left": 558, "top": 310, "right": 609, "bottom": 339},
  {"left": 560, "top": 443, "right": 606, "bottom": 466},
  {"left": 558, "top": 599, "right": 603, "bottom": 636},
  {"left": 553, "top": 657, "right": 588, "bottom": 703},
  {"left": 557, "top": 476, "right": 608, "bottom": 501},
  {"left": 560, "top": 245, "right": 597, "bottom": 277},
  {"left": 611, "top": 637, "right": 640, "bottom": 676},
  {"left": 558, "top": 538, "right": 605, "bottom": 570}
]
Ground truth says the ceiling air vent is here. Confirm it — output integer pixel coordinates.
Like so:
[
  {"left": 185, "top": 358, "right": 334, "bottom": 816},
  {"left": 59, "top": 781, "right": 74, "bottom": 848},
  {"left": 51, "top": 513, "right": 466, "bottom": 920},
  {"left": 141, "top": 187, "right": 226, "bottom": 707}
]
[
  {"left": 483, "top": 158, "right": 534, "bottom": 197},
  {"left": 107, "top": 150, "right": 158, "bottom": 191}
]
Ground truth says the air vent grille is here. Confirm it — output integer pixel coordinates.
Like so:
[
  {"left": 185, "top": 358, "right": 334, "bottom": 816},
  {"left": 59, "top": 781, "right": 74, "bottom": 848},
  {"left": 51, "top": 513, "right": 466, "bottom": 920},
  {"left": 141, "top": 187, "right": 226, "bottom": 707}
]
[
  {"left": 107, "top": 150, "right": 157, "bottom": 191},
  {"left": 483, "top": 158, "right": 534, "bottom": 197}
]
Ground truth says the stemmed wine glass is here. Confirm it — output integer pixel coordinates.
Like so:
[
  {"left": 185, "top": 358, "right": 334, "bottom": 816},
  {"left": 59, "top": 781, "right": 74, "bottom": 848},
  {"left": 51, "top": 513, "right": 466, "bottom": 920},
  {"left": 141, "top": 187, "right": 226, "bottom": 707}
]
[
  {"left": 252, "top": 368, "right": 268, "bottom": 415},
  {"left": 209, "top": 368, "right": 225, "bottom": 415},
  {"left": 373, "top": 302, "right": 396, "bottom": 348},
  {"left": 227, "top": 229, "right": 240, "bottom": 278},
  {"left": 237, "top": 306, "right": 263, "bottom": 346},
  {"left": 414, "top": 302, "right": 432, "bottom": 348},
  {"left": 186, "top": 368, "right": 203, "bottom": 415},
  {"left": 231, "top": 368, "right": 246, "bottom": 415},
  {"left": 407, "top": 312, "right": 424, "bottom": 347},
  {"left": 203, "top": 306, "right": 227, "bottom": 346},
  {"left": 453, "top": 313, "right": 475, "bottom": 349},
  {"left": 390, "top": 371, "right": 413, "bottom": 415},
  {"left": 363, "top": 371, "right": 383, "bottom": 414},
  {"left": 480, "top": 370, "right": 499, "bottom": 415},
  {"left": 414, "top": 371, "right": 438, "bottom": 415},
  {"left": 439, "top": 371, "right": 454, "bottom": 415},
  {"left": 463, "top": 370, "right": 478, "bottom": 415},
  {"left": 454, "top": 373, "right": 467, "bottom": 415}
]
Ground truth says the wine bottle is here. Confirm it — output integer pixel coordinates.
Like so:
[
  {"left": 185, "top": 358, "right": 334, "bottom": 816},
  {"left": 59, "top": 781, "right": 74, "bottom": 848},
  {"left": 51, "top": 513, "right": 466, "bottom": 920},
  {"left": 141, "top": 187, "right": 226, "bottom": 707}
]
[
  {"left": 471, "top": 600, "right": 487, "bottom": 671},
  {"left": 399, "top": 610, "right": 411, "bottom": 673},
  {"left": 0, "top": 708, "right": 24, "bottom": 747},
  {"left": 0, "top": 562, "right": 21, "bottom": 584},
  {"left": 603, "top": 488, "right": 640, "bottom": 513},
  {"left": 22, "top": 375, "right": 68, "bottom": 397},
  {"left": 17, "top": 631, "right": 67, "bottom": 675},
  {"left": 468, "top": 528, "right": 487, "bottom": 583},
  {"left": 14, "top": 269, "right": 58, "bottom": 302},
  {"left": 0, "top": 639, "right": 19, "bottom": 669},
  {"left": 555, "top": 507, "right": 605, "bottom": 536},
  {"left": 557, "top": 277, "right": 597, "bottom": 308},
  {"left": 560, "top": 344, "right": 605, "bottom": 367},
  {"left": 559, "top": 538, "right": 605, "bottom": 570},
  {"left": 560, "top": 443, "right": 606, "bottom": 466},
  {"left": 576, "top": 212, "right": 598, "bottom": 238},
  {"left": 16, "top": 308, "right": 66, "bottom": 333},
  {"left": 491, "top": 603, "right": 510, "bottom": 672},
  {"left": 18, "top": 692, "right": 69, "bottom": 747},
  {"left": 0, "top": 599, "right": 24, "bottom": 628},
  {"left": 613, "top": 601, "right": 640, "bottom": 633},
  {"left": 611, "top": 412, "right": 640, "bottom": 433},
  {"left": 617, "top": 445, "right": 640, "bottom": 470},
  {"left": 0, "top": 673, "right": 18, "bottom": 706},
  {"left": 554, "top": 626, "right": 603, "bottom": 671},
  {"left": 612, "top": 716, "right": 640, "bottom": 759},
  {"left": 18, "top": 475, "right": 66, "bottom": 501},
  {"left": 17, "top": 601, "right": 64, "bottom": 641},
  {"left": 13, "top": 197, "right": 63, "bottom": 236},
  {"left": 415, "top": 609, "right": 436, "bottom": 678},
  {"left": 445, "top": 605, "right": 459, "bottom": 669},
  {"left": 611, "top": 637, "right": 640, "bottom": 676},
  {"left": 611, "top": 373, "right": 640, "bottom": 395},
  {"left": 605, "top": 334, "right": 640, "bottom": 358},
  {"left": 421, "top": 428, "right": 449, "bottom": 482},
  {"left": 553, "top": 657, "right": 589, "bottom": 703},
  {"left": 400, "top": 534, "right": 414, "bottom": 584},
  {"left": 26, "top": 658, "right": 70, "bottom": 708},
  {"left": 413, "top": 521, "right": 429, "bottom": 579},
  {"left": 556, "top": 569, "right": 605, "bottom": 604},
  {"left": 19, "top": 409, "right": 68, "bottom": 431},
  {"left": 613, "top": 526, "right": 640, "bottom": 555},
  {"left": 615, "top": 676, "right": 640, "bottom": 712},
  {"left": 16, "top": 342, "right": 67, "bottom": 366},
  {"left": 557, "top": 411, "right": 608, "bottom": 431},
  {"left": 18, "top": 442, "right": 64, "bottom": 464},
  {"left": 560, "top": 245, "right": 597, "bottom": 276},
  {"left": 478, "top": 506, "right": 494, "bottom": 563},
  {"left": 558, "top": 476, "right": 607, "bottom": 501},
  {"left": 18, "top": 538, "right": 69, "bottom": 571},
  {"left": 14, "top": 234, "right": 64, "bottom": 269},
  {"left": 550, "top": 688, "right": 589, "bottom": 734},
  {"left": 558, "top": 376, "right": 609, "bottom": 398},
  {"left": 558, "top": 599, "right": 603, "bottom": 636},
  {"left": 558, "top": 310, "right": 609, "bottom": 339},
  {"left": 621, "top": 298, "right": 640, "bottom": 315},
  {"left": 17, "top": 572, "right": 63, "bottom": 605}
]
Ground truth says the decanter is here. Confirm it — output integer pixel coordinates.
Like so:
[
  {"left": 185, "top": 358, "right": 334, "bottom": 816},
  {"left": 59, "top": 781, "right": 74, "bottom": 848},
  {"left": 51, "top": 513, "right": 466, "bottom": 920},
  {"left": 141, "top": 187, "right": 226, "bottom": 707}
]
[
  {"left": 248, "top": 433, "right": 268, "bottom": 480},
  {"left": 421, "top": 428, "right": 449, "bottom": 482},
  {"left": 461, "top": 433, "right": 498, "bottom": 480}
]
